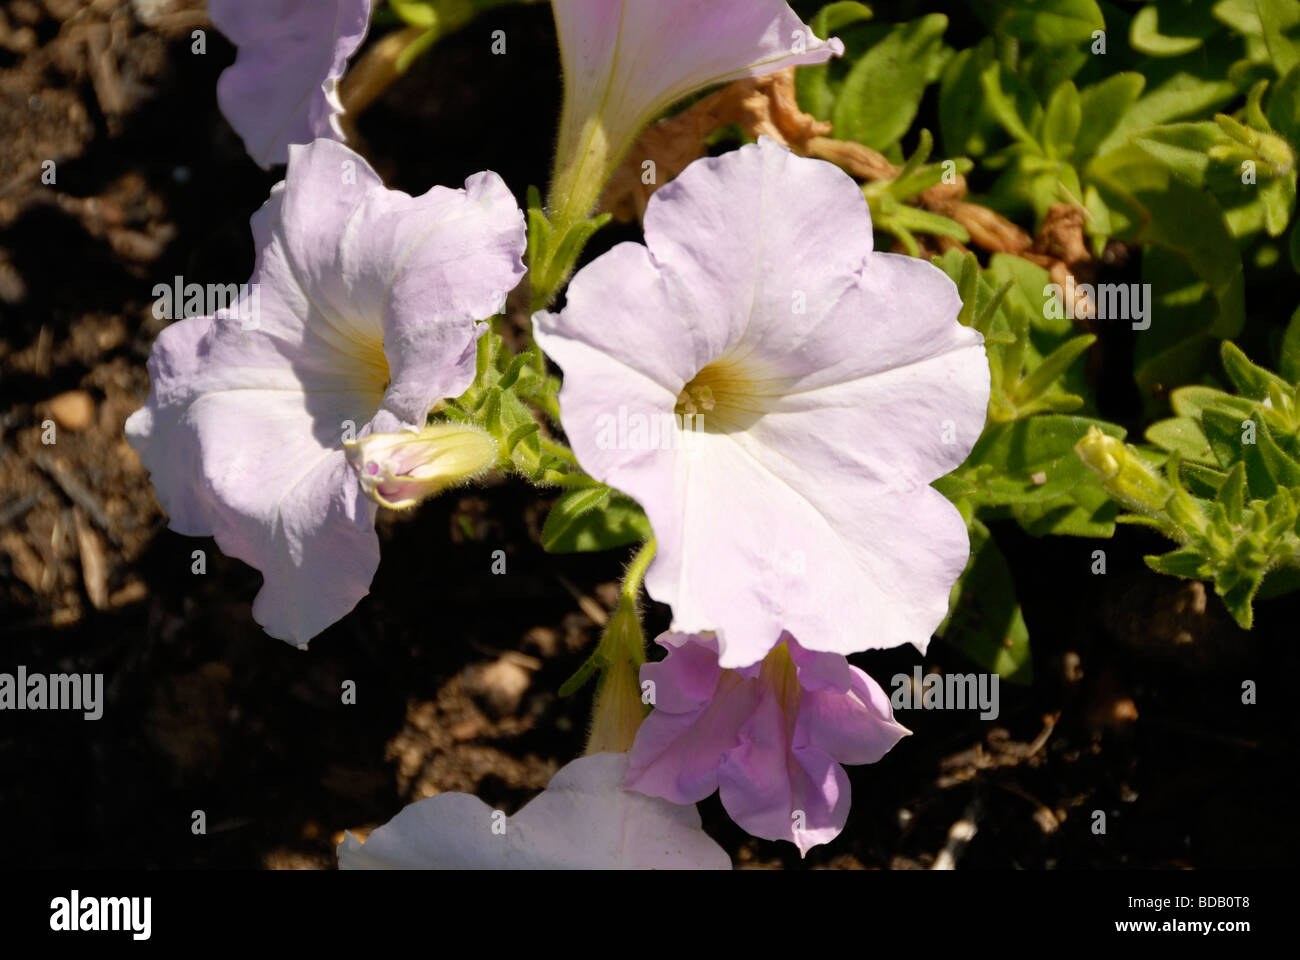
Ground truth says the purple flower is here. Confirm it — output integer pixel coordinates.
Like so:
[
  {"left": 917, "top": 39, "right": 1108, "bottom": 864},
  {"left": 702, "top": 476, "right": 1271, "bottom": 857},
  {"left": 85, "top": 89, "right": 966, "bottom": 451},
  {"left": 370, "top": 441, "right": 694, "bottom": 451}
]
[
  {"left": 534, "top": 138, "right": 990, "bottom": 669},
  {"left": 209, "top": 0, "right": 372, "bottom": 168},
  {"left": 338, "top": 753, "right": 731, "bottom": 869},
  {"left": 126, "top": 139, "right": 525, "bottom": 644},
  {"left": 626, "top": 632, "right": 909, "bottom": 856}
]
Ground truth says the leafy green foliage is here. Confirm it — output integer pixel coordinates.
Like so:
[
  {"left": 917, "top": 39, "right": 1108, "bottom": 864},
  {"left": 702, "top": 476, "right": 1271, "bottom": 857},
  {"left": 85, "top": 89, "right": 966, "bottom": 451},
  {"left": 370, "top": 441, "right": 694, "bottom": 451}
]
[
  {"left": 792, "top": 0, "right": 1300, "bottom": 663},
  {"left": 1081, "top": 342, "right": 1300, "bottom": 626}
]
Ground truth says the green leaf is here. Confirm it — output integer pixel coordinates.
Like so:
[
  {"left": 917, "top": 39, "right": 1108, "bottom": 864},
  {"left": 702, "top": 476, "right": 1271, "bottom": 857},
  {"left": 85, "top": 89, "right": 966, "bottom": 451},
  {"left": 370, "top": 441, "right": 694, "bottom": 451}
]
[
  {"left": 1040, "top": 81, "right": 1082, "bottom": 159},
  {"left": 1074, "top": 72, "right": 1146, "bottom": 162},
  {"left": 541, "top": 490, "right": 652, "bottom": 554},
  {"left": 938, "top": 521, "right": 1033, "bottom": 684},
  {"left": 1213, "top": 0, "right": 1264, "bottom": 37},
  {"left": 1219, "top": 461, "right": 1247, "bottom": 524},
  {"left": 961, "top": 415, "right": 1126, "bottom": 504},
  {"left": 939, "top": 42, "right": 997, "bottom": 156},
  {"left": 1090, "top": 150, "right": 1246, "bottom": 396},
  {"left": 1220, "top": 341, "right": 1294, "bottom": 399},
  {"left": 1013, "top": 334, "right": 1096, "bottom": 405},
  {"left": 1169, "top": 384, "right": 1257, "bottom": 418},
  {"left": 1131, "top": 121, "right": 1223, "bottom": 186},
  {"left": 1146, "top": 417, "right": 1218, "bottom": 465},
  {"left": 1258, "top": 0, "right": 1300, "bottom": 76},
  {"left": 1130, "top": 2, "right": 1217, "bottom": 57},
  {"left": 1094, "top": 71, "right": 1239, "bottom": 156},
  {"left": 1267, "top": 65, "right": 1300, "bottom": 145},
  {"left": 1254, "top": 413, "right": 1300, "bottom": 484},
  {"left": 979, "top": 57, "right": 1040, "bottom": 149},
  {"left": 797, "top": 2, "right": 875, "bottom": 120},
  {"left": 1145, "top": 548, "right": 1211, "bottom": 578},
  {"left": 832, "top": 14, "right": 950, "bottom": 152},
  {"left": 390, "top": 0, "right": 439, "bottom": 28},
  {"left": 812, "top": 0, "right": 874, "bottom": 37},
  {"left": 1012, "top": 481, "right": 1118, "bottom": 537},
  {"left": 972, "top": 0, "right": 1105, "bottom": 46},
  {"left": 1201, "top": 407, "right": 1278, "bottom": 496}
]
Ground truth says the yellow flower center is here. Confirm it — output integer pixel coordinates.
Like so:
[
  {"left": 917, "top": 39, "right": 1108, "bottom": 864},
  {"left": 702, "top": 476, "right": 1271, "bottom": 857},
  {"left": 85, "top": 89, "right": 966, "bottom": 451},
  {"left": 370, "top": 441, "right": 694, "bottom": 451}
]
[{"left": 673, "top": 354, "right": 777, "bottom": 433}]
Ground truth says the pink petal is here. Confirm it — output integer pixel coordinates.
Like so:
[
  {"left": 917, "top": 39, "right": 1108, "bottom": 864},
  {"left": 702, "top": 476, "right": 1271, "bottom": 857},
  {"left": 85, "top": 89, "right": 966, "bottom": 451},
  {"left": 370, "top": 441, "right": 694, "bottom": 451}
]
[
  {"left": 625, "top": 670, "right": 762, "bottom": 805},
  {"left": 795, "top": 666, "right": 910, "bottom": 766}
]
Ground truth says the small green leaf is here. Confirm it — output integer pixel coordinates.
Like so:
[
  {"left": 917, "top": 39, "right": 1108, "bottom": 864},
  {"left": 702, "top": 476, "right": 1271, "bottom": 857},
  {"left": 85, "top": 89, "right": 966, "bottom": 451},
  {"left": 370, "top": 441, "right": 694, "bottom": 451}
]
[
  {"left": 1146, "top": 417, "right": 1217, "bottom": 465},
  {"left": 1074, "top": 72, "right": 1145, "bottom": 162},
  {"left": 541, "top": 490, "right": 652, "bottom": 554},
  {"left": 1220, "top": 341, "right": 1293, "bottom": 399},
  {"left": 833, "top": 14, "right": 951, "bottom": 152},
  {"left": 1130, "top": 4, "right": 1211, "bottom": 57},
  {"left": 1013, "top": 334, "right": 1096, "bottom": 405},
  {"left": 1145, "top": 548, "right": 1211, "bottom": 578},
  {"left": 1040, "top": 81, "right": 1082, "bottom": 159},
  {"left": 1258, "top": 0, "right": 1300, "bottom": 76},
  {"left": 962, "top": 415, "right": 1126, "bottom": 504}
]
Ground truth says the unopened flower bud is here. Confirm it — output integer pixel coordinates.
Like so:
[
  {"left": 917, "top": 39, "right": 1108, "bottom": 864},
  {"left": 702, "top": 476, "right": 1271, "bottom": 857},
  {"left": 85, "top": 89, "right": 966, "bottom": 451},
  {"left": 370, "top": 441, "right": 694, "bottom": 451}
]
[{"left": 346, "top": 423, "right": 497, "bottom": 510}]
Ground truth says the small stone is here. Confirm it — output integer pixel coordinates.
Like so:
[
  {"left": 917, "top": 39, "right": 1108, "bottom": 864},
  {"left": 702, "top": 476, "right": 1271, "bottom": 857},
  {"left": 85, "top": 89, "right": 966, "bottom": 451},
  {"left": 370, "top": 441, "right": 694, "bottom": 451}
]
[
  {"left": 466, "top": 657, "right": 532, "bottom": 717},
  {"left": 47, "top": 390, "right": 94, "bottom": 431}
]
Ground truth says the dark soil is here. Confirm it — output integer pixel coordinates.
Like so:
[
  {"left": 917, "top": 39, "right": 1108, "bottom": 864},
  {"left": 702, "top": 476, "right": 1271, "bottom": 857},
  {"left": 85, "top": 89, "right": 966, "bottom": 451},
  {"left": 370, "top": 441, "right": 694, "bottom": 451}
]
[{"left": 1, "top": 0, "right": 1294, "bottom": 870}]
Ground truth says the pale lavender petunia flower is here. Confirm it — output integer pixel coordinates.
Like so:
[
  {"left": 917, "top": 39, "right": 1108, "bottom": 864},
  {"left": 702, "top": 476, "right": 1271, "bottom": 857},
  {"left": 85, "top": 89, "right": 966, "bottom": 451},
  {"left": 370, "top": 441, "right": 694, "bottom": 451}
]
[
  {"left": 533, "top": 138, "right": 990, "bottom": 669},
  {"left": 126, "top": 139, "right": 525, "bottom": 645},
  {"left": 209, "top": 0, "right": 372, "bottom": 168},
  {"left": 338, "top": 752, "right": 731, "bottom": 869},
  {"left": 625, "top": 632, "right": 909, "bottom": 856},
  {"left": 548, "top": 0, "right": 843, "bottom": 219}
]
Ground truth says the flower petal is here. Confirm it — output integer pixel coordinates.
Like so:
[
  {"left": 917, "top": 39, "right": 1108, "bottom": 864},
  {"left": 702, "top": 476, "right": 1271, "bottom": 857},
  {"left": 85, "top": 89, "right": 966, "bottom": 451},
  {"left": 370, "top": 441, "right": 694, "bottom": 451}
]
[
  {"left": 717, "top": 689, "right": 851, "bottom": 854},
  {"left": 277, "top": 140, "right": 527, "bottom": 426},
  {"left": 553, "top": 0, "right": 842, "bottom": 145},
  {"left": 625, "top": 669, "right": 762, "bottom": 805},
  {"left": 210, "top": 0, "right": 372, "bottom": 168},
  {"left": 795, "top": 666, "right": 910, "bottom": 766},
  {"left": 339, "top": 753, "right": 731, "bottom": 869}
]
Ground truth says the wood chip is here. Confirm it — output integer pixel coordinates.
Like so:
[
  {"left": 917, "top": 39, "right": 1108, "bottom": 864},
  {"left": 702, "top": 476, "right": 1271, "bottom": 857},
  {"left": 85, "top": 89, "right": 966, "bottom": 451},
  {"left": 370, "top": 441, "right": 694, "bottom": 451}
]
[{"left": 73, "top": 509, "right": 109, "bottom": 610}]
